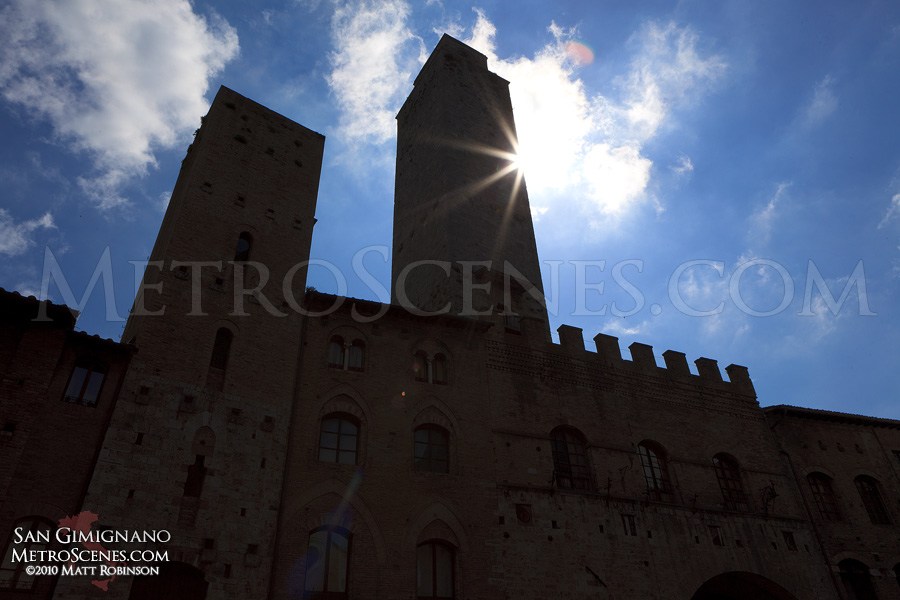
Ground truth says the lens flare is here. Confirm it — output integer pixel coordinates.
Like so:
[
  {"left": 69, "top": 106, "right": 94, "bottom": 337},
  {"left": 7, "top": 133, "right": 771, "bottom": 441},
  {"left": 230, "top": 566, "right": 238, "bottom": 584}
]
[{"left": 564, "top": 40, "right": 595, "bottom": 66}]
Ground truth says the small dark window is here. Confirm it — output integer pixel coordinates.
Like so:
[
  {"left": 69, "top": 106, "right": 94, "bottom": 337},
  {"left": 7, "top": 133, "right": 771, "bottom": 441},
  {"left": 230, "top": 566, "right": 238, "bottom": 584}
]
[
  {"left": 414, "top": 426, "right": 449, "bottom": 473},
  {"left": 782, "top": 531, "right": 798, "bottom": 551},
  {"left": 318, "top": 416, "right": 359, "bottom": 465},
  {"left": 304, "top": 527, "right": 351, "bottom": 598},
  {"left": 210, "top": 328, "right": 233, "bottom": 370},
  {"left": 327, "top": 336, "right": 345, "bottom": 369},
  {"left": 504, "top": 313, "right": 521, "bottom": 332},
  {"left": 234, "top": 232, "right": 252, "bottom": 262},
  {"left": 432, "top": 354, "right": 448, "bottom": 385},
  {"left": 183, "top": 455, "right": 206, "bottom": 498},
  {"left": 709, "top": 525, "right": 723, "bottom": 546},
  {"left": 638, "top": 442, "right": 674, "bottom": 502},
  {"left": 347, "top": 340, "right": 365, "bottom": 372},
  {"left": 855, "top": 475, "right": 891, "bottom": 524},
  {"left": 807, "top": 472, "right": 842, "bottom": 522},
  {"left": 0, "top": 518, "right": 54, "bottom": 590},
  {"left": 414, "top": 351, "right": 428, "bottom": 382},
  {"left": 713, "top": 454, "right": 749, "bottom": 511},
  {"left": 621, "top": 514, "right": 637, "bottom": 536},
  {"left": 417, "top": 541, "right": 454, "bottom": 599},
  {"left": 551, "top": 427, "right": 591, "bottom": 490},
  {"left": 63, "top": 361, "right": 107, "bottom": 406}
]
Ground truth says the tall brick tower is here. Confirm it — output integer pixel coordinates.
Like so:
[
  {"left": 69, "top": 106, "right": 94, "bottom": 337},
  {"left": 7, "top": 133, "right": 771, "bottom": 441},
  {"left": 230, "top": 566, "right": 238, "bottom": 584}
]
[
  {"left": 55, "top": 87, "right": 325, "bottom": 599},
  {"left": 392, "top": 34, "right": 550, "bottom": 340}
]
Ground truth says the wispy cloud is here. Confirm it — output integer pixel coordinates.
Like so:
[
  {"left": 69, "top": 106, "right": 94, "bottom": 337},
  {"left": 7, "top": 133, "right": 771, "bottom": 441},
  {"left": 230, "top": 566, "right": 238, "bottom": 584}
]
[
  {"left": 158, "top": 192, "right": 172, "bottom": 213},
  {"left": 748, "top": 182, "right": 790, "bottom": 247},
  {"left": 801, "top": 75, "right": 838, "bottom": 127},
  {"left": 327, "top": 0, "right": 423, "bottom": 147},
  {"left": 0, "top": 0, "right": 239, "bottom": 211},
  {"left": 623, "top": 22, "right": 726, "bottom": 139},
  {"left": 0, "top": 209, "right": 55, "bottom": 256},
  {"left": 878, "top": 192, "right": 900, "bottom": 228},
  {"left": 602, "top": 318, "right": 650, "bottom": 337},
  {"left": 670, "top": 155, "right": 694, "bottom": 176},
  {"left": 322, "top": 5, "right": 724, "bottom": 217}
]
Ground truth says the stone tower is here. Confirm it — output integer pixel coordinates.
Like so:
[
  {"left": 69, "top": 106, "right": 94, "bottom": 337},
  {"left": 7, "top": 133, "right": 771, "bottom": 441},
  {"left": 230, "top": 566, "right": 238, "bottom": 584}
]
[
  {"left": 55, "top": 87, "right": 325, "bottom": 598},
  {"left": 392, "top": 34, "right": 550, "bottom": 340}
]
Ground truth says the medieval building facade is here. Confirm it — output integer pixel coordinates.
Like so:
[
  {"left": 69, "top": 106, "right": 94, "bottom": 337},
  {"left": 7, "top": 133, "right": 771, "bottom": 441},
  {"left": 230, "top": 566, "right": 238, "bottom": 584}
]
[{"left": 2, "top": 34, "right": 900, "bottom": 600}]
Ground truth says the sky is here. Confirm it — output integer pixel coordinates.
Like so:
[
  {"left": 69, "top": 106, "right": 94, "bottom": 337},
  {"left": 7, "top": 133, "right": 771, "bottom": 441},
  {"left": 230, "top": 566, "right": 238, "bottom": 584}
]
[{"left": 1, "top": 0, "right": 899, "bottom": 419}]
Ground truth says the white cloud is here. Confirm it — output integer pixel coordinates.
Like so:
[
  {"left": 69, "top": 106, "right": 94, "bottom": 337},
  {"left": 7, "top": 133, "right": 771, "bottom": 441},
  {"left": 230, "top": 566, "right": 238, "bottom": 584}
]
[
  {"left": 324, "top": 7, "right": 723, "bottom": 217},
  {"left": 624, "top": 22, "right": 726, "bottom": 139},
  {"left": 327, "top": 0, "right": 423, "bottom": 146},
  {"left": 802, "top": 75, "right": 838, "bottom": 127},
  {"left": 461, "top": 14, "right": 724, "bottom": 216},
  {"left": 531, "top": 206, "right": 549, "bottom": 221},
  {"left": 878, "top": 193, "right": 900, "bottom": 228},
  {"left": 670, "top": 155, "right": 694, "bottom": 175},
  {"left": 158, "top": 191, "right": 172, "bottom": 213},
  {"left": 581, "top": 143, "right": 652, "bottom": 213},
  {"left": 601, "top": 318, "right": 650, "bottom": 338},
  {"left": 748, "top": 182, "right": 790, "bottom": 247},
  {"left": 0, "top": 209, "right": 55, "bottom": 256},
  {"left": 464, "top": 8, "right": 497, "bottom": 55},
  {"left": 0, "top": 0, "right": 239, "bottom": 210},
  {"left": 783, "top": 295, "right": 839, "bottom": 350}
]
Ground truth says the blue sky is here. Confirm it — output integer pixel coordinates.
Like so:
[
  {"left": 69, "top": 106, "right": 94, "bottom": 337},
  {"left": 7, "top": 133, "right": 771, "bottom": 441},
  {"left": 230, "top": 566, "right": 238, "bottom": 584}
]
[{"left": 1, "top": 0, "right": 899, "bottom": 418}]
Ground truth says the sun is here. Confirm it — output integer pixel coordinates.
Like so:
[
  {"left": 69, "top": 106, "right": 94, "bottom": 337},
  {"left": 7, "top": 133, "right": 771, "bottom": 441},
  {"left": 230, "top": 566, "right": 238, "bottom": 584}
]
[{"left": 509, "top": 144, "right": 531, "bottom": 177}]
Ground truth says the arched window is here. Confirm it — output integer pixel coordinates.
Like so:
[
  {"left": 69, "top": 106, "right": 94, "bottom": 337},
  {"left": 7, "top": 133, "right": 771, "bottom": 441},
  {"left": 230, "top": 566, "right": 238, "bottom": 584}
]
[
  {"left": 0, "top": 517, "right": 54, "bottom": 591},
  {"left": 807, "top": 472, "right": 842, "bottom": 522},
  {"left": 210, "top": 328, "right": 233, "bottom": 371},
  {"left": 414, "top": 351, "right": 429, "bottom": 382},
  {"left": 318, "top": 415, "right": 359, "bottom": 465},
  {"left": 713, "top": 454, "right": 749, "bottom": 511},
  {"left": 839, "top": 559, "right": 878, "bottom": 600},
  {"left": 417, "top": 541, "right": 454, "bottom": 599},
  {"left": 855, "top": 475, "right": 891, "bottom": 524},
  {"left": 638, "top": 442, "right": 674, "bottom": 502},
  {"left": 234, "top": 232, "right": 252, "bottom": 262},
  {"left": 347, "top": 340, "right": 365, "bottom": 372},
  {"left": 62, "top": 360, "right": 107, "bottom": 407},
  {"left": 183, "top": 455, "right": 206, "bottom": 498},
  {"left": 551, "top": 427, "right": 591, "bottom": 490},
  {"left": 432, "top": 354, "right": 448, "bottom": 385},
  {"left": 304, "top": 526, "right": 351, "bottom": 599},
  {"left": 327, "top": 336, "right": 345, "bottom": 368},
  {"left": 414, "top": 426, "right": 449, "bottom": 473},
  {"left": 413, "top": 351, "right": 449, "bottom": 384}
]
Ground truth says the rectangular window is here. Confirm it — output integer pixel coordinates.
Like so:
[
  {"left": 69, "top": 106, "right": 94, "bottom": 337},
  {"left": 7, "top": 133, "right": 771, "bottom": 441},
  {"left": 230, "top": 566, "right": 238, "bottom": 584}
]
[
  {"left": 621, "top": 514, "right": 637, "bottom": 536},
  {"left": 63, "top": 363, "right": 106, "bottom": 407},
  {"left": 417, "top": 542, "right": 454, "bottom": 598},
  {"left": 304, "top": 528, "right": 350, "bottom": 597},
  {"left": 318, "top": 417, "right": 358, "bottom": 465}
]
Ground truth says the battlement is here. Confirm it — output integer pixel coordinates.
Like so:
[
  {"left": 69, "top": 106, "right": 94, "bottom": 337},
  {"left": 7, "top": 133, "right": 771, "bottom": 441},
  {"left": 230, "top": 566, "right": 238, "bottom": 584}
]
[{"left": 556, "top": 324, "right": 756, "bottom": 398}]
